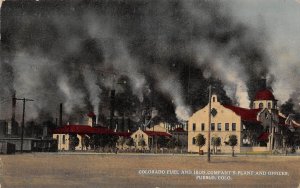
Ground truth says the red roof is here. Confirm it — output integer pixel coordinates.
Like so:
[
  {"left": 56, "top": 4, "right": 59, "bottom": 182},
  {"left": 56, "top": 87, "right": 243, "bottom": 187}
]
[
  {"left": 224, "top": 105, "right": 261, "bottom": 123},
  {"left": 53, "top": 125, "right": 114, "bottom": 135},
  {"left": 255, "top": 89, "right": 276, "bottom": 101},
  {"left": 144, "top": 131, "right": 171, "bottom": 137},
  {"left": 258, "top": 132, "right": 269, "bottom": 141}
]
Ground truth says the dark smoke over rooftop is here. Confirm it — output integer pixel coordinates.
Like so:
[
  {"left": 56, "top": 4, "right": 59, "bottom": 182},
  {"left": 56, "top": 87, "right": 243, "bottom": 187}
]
[{"left": 0, "top": 0, "right": 272, "bottom": 124}]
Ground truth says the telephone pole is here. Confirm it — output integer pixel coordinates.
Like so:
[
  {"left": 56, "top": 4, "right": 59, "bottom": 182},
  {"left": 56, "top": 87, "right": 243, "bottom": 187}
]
[
  {"left": 14, "top": 97, "right": 34, "bottom": 153},
  {"left": 207, "top": 85, "right": 212, "bottom": 162}
]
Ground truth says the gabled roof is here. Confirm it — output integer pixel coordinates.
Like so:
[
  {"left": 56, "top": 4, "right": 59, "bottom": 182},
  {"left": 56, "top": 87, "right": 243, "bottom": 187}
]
[
  {"left": 143, "top": 131, "right": 172, "bottom": 137},
  {"left": 223, "top": 105, "right": 261, "bottom": 123},
  {"left": 255, "top": 89, "right": 276, "bottom": 101},
  {"left": 53, "top": 125, "right": 114, "bottom": 135}
]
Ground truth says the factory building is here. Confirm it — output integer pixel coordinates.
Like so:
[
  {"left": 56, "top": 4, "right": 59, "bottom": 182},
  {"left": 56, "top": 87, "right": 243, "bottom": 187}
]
[{"left": 188, "top": 88, "right": 300, "bottom": 154}]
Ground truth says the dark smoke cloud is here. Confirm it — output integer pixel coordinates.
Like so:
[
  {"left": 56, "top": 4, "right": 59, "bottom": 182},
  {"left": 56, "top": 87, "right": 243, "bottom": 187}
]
[{"left": 0, "top": 0, "right": 272, "bottom": 124}]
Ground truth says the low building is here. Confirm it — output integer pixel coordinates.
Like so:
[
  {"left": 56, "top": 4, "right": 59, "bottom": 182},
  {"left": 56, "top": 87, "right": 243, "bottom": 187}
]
[
  {"left": 131, "top": 128, "right": 172, "bottom": 150},
  {"left": 53, "top": 125, "right": 115, "bottom": 151}
]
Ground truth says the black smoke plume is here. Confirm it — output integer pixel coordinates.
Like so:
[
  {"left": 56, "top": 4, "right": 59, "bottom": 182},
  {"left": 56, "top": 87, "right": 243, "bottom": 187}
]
[{"left": 0, "top": 0, "right": 271, "bottom": 126}]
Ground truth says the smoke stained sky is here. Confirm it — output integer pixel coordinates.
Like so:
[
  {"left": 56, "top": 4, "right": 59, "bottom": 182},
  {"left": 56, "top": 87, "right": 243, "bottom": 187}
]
[
  {"left": 1, "top": 0, "right": 300, "bottom": 123},
  {"left": 227, "top": 0, "right": 300, "bottom": 107}
]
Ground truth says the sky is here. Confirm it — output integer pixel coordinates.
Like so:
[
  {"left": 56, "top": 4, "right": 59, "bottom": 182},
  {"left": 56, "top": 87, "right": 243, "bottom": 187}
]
[
  {"left": 227, "top": 0, "right": 300, "bottom": 106},
  {"left": 0, "top": 0, "right": 300, "bottom": 119}
]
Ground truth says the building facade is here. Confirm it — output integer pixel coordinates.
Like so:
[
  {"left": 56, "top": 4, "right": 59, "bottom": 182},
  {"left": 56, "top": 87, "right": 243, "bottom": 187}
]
[
  {"left": 131, "top": 128, "right": 171, "bottom": 151},
  {"left": 188, "top": 88, "right": 300, "bottom": 154},
  {"left": 188, "top": 94, "right": 246, "bottom": 153}
]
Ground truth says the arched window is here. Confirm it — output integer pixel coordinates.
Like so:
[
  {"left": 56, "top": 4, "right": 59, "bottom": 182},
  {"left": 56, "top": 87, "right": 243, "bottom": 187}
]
[{"left": 259, "top": 103, "right": 263, "bottom": 108}]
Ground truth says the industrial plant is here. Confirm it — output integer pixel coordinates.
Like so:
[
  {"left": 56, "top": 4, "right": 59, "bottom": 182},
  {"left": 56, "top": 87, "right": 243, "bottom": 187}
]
[{"left": 0, "top": 0, "right": 299, "bottom": 155}]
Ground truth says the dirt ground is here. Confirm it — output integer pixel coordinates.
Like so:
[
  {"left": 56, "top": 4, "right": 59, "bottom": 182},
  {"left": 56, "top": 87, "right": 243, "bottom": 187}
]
[{"left": 0, "top": 153, "right": 299, "bottom": 188}]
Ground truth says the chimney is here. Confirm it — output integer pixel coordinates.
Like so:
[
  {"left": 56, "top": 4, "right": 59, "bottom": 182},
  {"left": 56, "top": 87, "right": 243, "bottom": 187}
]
[
  {"left": 11, "top": 93, "right": 16, "bottom": 122},
  {"left": 59, "top": 103, "right": 63, "bottom": 127},
  {"left": 11, "top": 93, "right": 17, "bottom": 135},
  {"left": 259, "top": 78, "right": 267, "bottom": 90},
  {"left": 92, "top": 115, "right": 96, "bottom": 127},
  {"left": 110, "top": 89, "right": 115, "bottom": 129}
]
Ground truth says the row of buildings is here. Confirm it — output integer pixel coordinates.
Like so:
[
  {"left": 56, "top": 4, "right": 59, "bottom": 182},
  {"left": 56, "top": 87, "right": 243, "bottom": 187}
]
[
  {"left": 52, "top": 115, "right": 187, "bottom": 151},
  {"left": 1, "top": 82, "right": 298, "bottom": 154},
  {"left": 51, "top": 86, "right": 300, "bottom": 154}
]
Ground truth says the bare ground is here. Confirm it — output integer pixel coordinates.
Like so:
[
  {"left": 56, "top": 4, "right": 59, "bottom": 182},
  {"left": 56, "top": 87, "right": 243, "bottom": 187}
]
[{"left": 0, "top": 153, "right": 299, "bottom": 188}]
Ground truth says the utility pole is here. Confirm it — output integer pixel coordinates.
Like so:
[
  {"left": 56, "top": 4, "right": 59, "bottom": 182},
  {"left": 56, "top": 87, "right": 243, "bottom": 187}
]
[
  {"left": 15, "top": 97, "right": 34, "bottom": 153},
  {"left": 270, "top": 112, "right": 275, "bottom": 153},
  {"left": 207, "top": 85, "right": 212, "bottom": 162}
]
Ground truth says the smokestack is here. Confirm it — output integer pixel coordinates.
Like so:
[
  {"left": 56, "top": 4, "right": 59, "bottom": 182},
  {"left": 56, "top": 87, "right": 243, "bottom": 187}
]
[
  {"left": 92, "top": 115, "right": 96, "bottom": 127},
  {"left": 259, "top": 78, "right": 267, "bottom": 90},
  {"left": 110, "top": 89, "right": 115, "bottom": 129},
  {"left": 11, "top": 93, "right": 16, "bottom": 122},
  {"left": 11, "top": 93, "right": 17, "bottom": 135},
  {"left": 59, "top": 103, "right": 63, "bottom": 127}
]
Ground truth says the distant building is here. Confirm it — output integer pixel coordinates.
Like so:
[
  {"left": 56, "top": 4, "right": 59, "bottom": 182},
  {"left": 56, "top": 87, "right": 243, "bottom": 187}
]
[
  {"left": 131, "top": 128, "right": 171, "bottom": 151},
  {"left": 171, "top": 127, "right": 188, "bottom": 150},
  {"left": 146, "top": 123, "right": 168, "bottom": 132},
  {"left": 52, "top": 124, "right": 115, "bottom": 151}
]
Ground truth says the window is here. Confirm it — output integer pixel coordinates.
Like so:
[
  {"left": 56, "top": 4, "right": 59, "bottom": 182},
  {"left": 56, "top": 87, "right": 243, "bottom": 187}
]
[
  {"left": 135, "top": 135, "right": 137, "bottom": 138},
  {"left": 225, "top": 123, "right": 229, "bottom": 131},
  {"left": 232, "top": 123, "right": 236, "bottom": 131},
  {"left": 259, "top": 103, "right": 263, "bottom": 108},
  {"left": 142, "top": 134, "right": 144, "bottom": 138},
  {"left": 211, "top": 123, "right": 215, "bottom": 131},
  {"left": 62, "top": 135, "right": 65, "bottom": 144},
  {"left": 56, "top": 135, "right": 59, "bottom": 141},
  {"left": 212, "top": 97, "right": 215, "bottom": 102},
  {"left": 268, "top": 102, "right": 271, "bottom": 109},
  {"left": 201, "top": 123, "right": 205, "bottom": 131},
  {"left": 192, "top": 123, "right": 196, "bottom": 131},
  {"left": 192, "top": 137, "right": 196, "bottom": 145},
  {"left": 217, "top": 123, "right": 221, "bottom": 131}
]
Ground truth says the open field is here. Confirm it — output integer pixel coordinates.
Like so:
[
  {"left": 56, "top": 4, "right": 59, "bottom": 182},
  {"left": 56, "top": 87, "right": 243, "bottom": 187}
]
[{"left": 0, "top": 153, "right": 300, "bottom": 188}]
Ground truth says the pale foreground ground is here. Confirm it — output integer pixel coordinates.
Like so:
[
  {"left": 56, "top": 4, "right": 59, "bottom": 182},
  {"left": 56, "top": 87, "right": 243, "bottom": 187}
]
[{"left": 0, "top": 153, "right": 300, "bottom": 188}]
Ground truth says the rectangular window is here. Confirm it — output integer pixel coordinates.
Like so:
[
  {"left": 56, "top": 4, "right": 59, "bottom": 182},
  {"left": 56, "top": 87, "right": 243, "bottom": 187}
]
[
  {"left": 192, "top": 137, "right": 196, "bottom": 145},
  {"left": 225, "top": 123, "right": 229, "bottom": 131},
  {"left": 217, "top": 123, "right": 221, "bottom": 131},
  {"left": 62, "top": 135, "right": 65, "bottom": 144},
  {"left": 232, "top": 123, "right": 236, "bottom": 131},
  {"left": 211, "top": 123, "right": 215, "bottom": 131},
  {"left": 201, "top": 123, "right": 205, "bottom": 131},
  {"left": 192, "top": 123, "right": 196, "bottom": 131}
]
